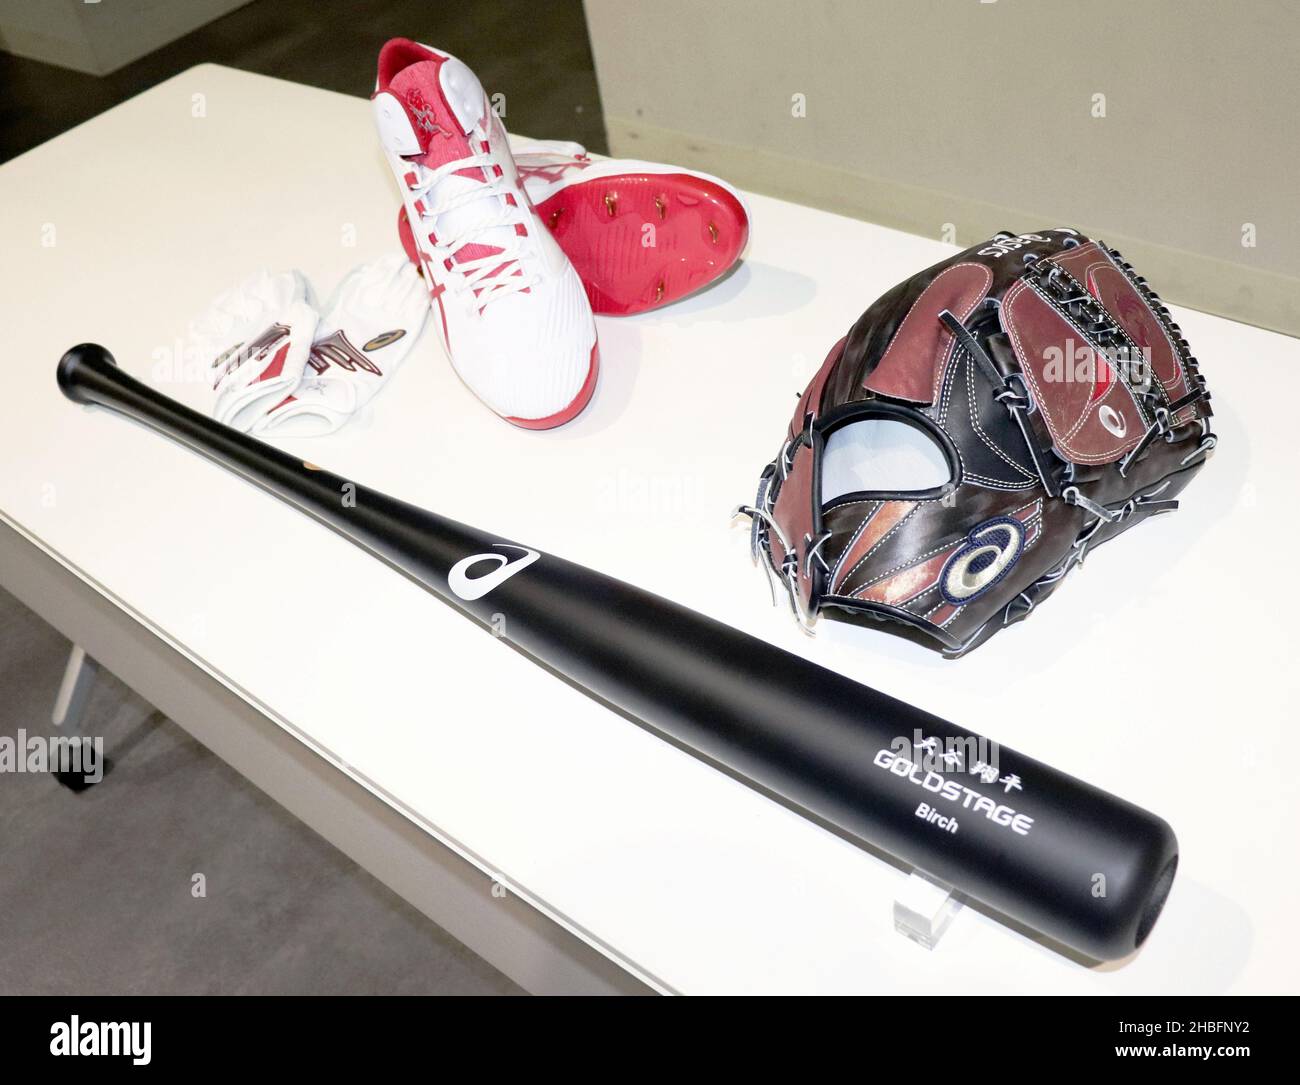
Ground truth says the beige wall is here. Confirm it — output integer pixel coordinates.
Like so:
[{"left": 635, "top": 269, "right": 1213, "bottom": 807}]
[{"left": 585, "top": 0, "right": 1299, "bottom": 335}]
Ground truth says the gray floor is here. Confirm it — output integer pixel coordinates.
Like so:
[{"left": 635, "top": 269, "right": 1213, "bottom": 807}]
[{"left": 0, "top": 586, "right": 521, "bottom": 994}]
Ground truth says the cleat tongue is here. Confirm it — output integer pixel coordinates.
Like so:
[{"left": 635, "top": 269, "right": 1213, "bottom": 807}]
[
  {"left": 387, "top": 60, "right": 472, "bottom": 161},
  {"left": 386, "top": 55, "right": 486, "bottom": 160},
  {"left": 425, "top": 172, "right": 517, "bottom": 270},
  {"left": 387, "top": 58, "right": 517, "bottom": 277}
]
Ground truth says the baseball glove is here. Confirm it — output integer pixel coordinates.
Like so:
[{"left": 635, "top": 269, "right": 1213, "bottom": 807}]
[{"left": 742, "top": 228, "right": 1216, "bottom": 656}]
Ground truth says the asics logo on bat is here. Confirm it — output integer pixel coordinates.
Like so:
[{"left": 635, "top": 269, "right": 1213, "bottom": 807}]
[{"left": 448, "top": 544, "right": 540, "bottom": 600}]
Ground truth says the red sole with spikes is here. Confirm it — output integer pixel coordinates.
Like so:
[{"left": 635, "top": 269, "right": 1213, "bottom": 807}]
[{"left": 533, "top": 172, "right": 749, "bottom": 315}]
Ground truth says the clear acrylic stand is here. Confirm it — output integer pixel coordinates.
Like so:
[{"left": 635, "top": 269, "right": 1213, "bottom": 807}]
[{"left": 893, "top": 870, "right": 963, "bottom": 950}]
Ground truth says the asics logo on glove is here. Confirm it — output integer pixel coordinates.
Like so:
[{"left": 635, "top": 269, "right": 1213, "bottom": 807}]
[
  {"left": 1098, "top": 404, "right": 1128, "bottom": 438},
  {"left": 940, "top": 518, "right": 1026, "bottom": 605},
  {"left": 977, "top": 228, "right": 1079, "bottom": 259}
]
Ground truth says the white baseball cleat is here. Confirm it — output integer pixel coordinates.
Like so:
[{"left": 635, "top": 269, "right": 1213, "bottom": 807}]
[
  {"left": 189, "top": 268, "right": 319, "bottom": 432},
  {"left": 371, "top": 39, "right": 598, "bottom": 429}
]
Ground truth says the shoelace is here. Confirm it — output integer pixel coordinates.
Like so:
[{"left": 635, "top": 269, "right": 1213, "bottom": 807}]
[{"left": 407, "top": 153, "right": 539, "bottom": 307}]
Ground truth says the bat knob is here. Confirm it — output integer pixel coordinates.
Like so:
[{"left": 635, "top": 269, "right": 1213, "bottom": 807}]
[{"left": 57, "top": 343, "right": 118, "bottom": 405}]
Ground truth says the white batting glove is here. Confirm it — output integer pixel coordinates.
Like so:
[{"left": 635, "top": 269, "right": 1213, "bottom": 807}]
[
  {"left": 253, "top": 254, "right": 427, "bottom": 438},
  {"left": 189, "top": 269, "right": 319, "bottom": 432}
]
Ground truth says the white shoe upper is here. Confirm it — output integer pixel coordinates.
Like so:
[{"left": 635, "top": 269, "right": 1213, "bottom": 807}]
[{"left": 371, "top": 41, "right": 596, "bottom": 424}]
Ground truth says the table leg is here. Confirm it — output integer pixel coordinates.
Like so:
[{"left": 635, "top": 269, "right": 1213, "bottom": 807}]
[
  {"left": 53, "top": 643, "right": 98, "bottom": 733},
  {"left": 51, "top": 644, "right": 108, "bottom": 790}
]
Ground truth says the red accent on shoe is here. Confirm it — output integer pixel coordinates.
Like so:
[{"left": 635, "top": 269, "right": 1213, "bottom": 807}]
[
  {"left": 505, "top": 344, "right": 600, "bottom": 430},
  {"left": 378, "top": 40, "right": 517, "bottom": 281},
  {"left": 398, "top": 204, "right": 420, "bottom": 264}
]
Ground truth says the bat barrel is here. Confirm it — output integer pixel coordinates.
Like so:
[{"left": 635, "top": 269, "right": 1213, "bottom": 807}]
[{"left": 493, "top": 554, "right": 1178, "bottom": 961}]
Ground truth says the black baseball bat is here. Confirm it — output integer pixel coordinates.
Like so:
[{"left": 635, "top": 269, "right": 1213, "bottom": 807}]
[{"left": 57, "top": 343, "right": 1176, "bottom": 961}]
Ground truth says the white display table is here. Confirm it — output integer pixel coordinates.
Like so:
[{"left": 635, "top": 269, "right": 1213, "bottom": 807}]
[{"left": 1, "top": 66, "right": 1294, "bottom": 994}]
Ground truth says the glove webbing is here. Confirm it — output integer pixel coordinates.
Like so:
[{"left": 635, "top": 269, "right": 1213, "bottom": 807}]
[{"left": 938, "top": 309, "right": 1060, "bottom": 497}]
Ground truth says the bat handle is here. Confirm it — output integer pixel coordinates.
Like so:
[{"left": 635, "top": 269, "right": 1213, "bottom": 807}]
[{"left": 57, "top": 343, "right": 120, "bottom": 407}]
